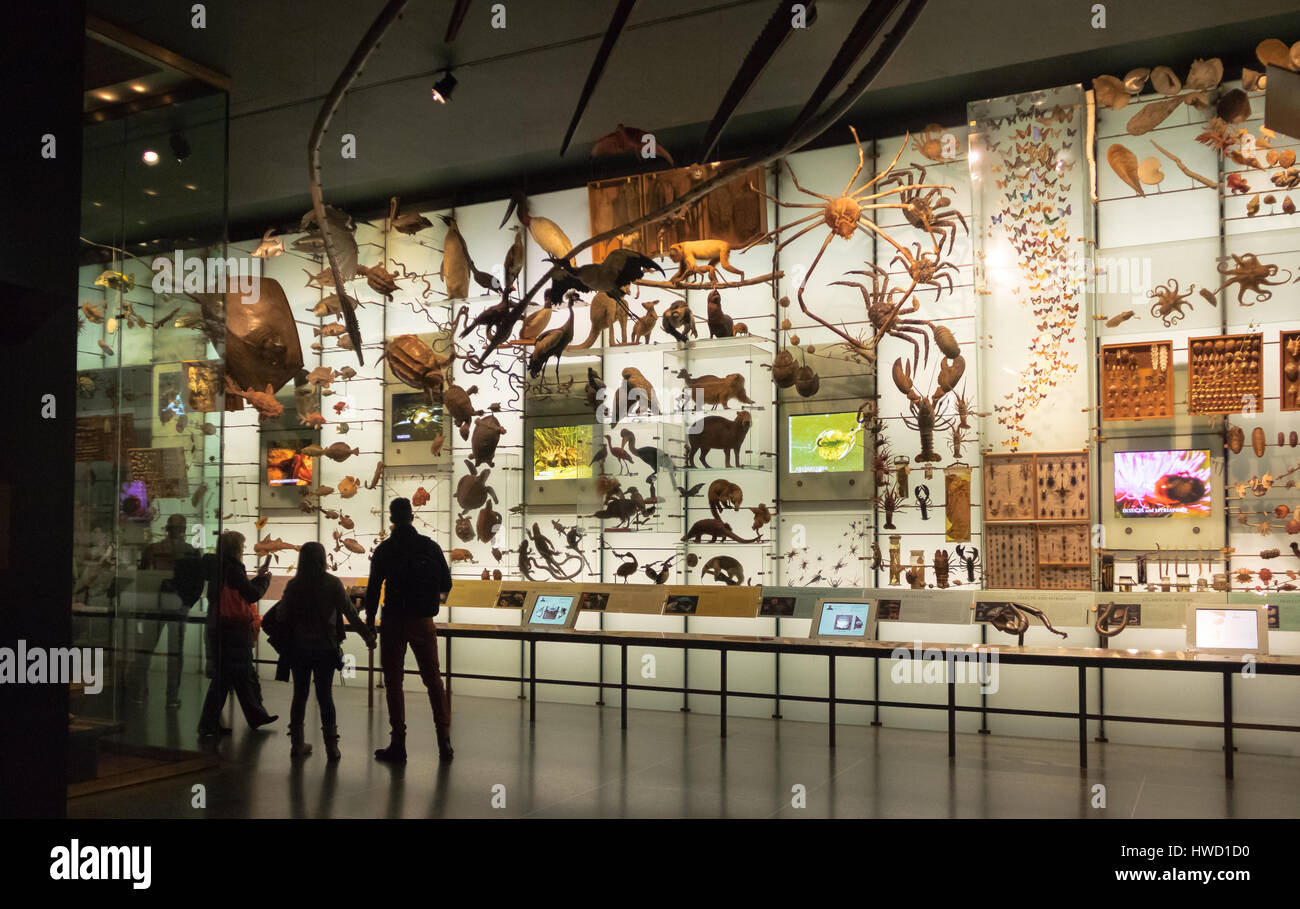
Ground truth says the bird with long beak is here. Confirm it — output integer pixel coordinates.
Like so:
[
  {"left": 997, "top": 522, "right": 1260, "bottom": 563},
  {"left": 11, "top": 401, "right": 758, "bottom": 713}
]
[
  {"left": 527, "top": 294, "right": 576, "bottom": 383},
  {"left": 500, "top": 192, "right": 572, "bottom": 262},
  {"left": 388, "top": 196, "right": 433, "bottom": 235},
  {"left": 503, "top": 225, "right": 525, "bottom": 290}
]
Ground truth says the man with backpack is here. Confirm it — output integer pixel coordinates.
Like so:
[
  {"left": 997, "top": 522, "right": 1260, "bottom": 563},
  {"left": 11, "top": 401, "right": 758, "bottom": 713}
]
[{"left": 365, "top": 497, "right": 455, "bottom": 763}]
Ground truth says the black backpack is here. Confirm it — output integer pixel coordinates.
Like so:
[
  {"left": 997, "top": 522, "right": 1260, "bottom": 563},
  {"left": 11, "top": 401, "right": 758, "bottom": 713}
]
[{"left": 390, "top": 537, "right": 449, "bottom": 617}]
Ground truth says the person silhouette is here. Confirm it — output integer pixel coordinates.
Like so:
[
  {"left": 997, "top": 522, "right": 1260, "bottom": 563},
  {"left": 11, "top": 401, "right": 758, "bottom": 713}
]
[
  {"left": 197, "top": 531, "right": 279, "bottom": 736},
  {"left": 130, "top": 514, "right": 203, "bottom": 709},
  {"left": 365, "top": 498, "right": 454, "bottom": 763}
]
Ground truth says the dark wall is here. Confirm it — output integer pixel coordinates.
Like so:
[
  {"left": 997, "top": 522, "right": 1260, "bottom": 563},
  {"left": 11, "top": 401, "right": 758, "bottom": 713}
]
[{"left": 0, "top": 1, "right": 86, "bottom": 817}]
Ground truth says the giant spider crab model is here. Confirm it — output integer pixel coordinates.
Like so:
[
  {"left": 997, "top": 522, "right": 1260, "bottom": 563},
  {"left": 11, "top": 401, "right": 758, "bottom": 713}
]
[{"left": 749, "top": 128, "right": 968, "bottom": 367}]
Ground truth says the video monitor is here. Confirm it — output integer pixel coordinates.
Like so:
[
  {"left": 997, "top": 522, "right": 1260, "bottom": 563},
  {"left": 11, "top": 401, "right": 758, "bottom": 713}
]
[
  {"left": 808, "top": 599, "right": 875, "bottom": 640},
  {"left": 532, "top": 425, "right": 594, "bottom": 481},
  {"left": 266, "top": 439, "right": 314, "bottom": 487},
  {"left": 1114, "top": 449, "right": 1211, "bottom": 518},
  {"left": 119, "top": 480, "right": 150, "bottom": 522},
  {"left": 1186, "top": 605, "right": 1267, "bottom": 655},
  {"left": 390, "top": 393, "right": 444, "bottom": 443},
  {"left": 788, "top": 412, "right": 865, "bottom": 474},
  {"left": 522, "top": 593, "right": 580, "bottom": 630}
]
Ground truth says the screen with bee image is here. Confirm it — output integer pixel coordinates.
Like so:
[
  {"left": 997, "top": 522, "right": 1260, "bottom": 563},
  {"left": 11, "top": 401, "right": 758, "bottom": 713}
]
[
  {"left": 788, "top": 412, "right": 864, "bottom": 474},
  {"left": 532, "top": 425, "right": 594, "bottom": 481},
  {"left": 1113, "top": 449, "right": 1211, "bottom": 518}
]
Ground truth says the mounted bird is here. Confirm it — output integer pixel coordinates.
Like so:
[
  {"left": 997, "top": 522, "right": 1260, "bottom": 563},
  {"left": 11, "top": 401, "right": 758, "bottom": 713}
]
[
  {"left": 620, "top": 428, "right": 675, "bottom": 482},
  {"left": 544, "top": 248, "right": 662, "bottom": 305},
  {"left": 605, "top": 433, "right": 634, "bottom": 475},
  {"left": 527, "top": 294, "right": 576, "bottom": 382},
  {"left": 439, "top": 215, "right": 471, "bottom": 299},
  {"left": 388, "top": 196, "right": 433, "bottom": 235},
  {"left": 518, "top": 298, "right": 557, "bottom": 345},
  {"left": 500, "top": 193, "right": 573, "bottom": 262},
  {"left": 503, "top": 225, "right": 525, "bottom": 291}
]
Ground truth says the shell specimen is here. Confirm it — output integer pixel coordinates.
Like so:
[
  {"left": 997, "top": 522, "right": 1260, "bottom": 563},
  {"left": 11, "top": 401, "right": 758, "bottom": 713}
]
[{"left": 1107, "top": 144, "right": 1143, "bottom": 195}]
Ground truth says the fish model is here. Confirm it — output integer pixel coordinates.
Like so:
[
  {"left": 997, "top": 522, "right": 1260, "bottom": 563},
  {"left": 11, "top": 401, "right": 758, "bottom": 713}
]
[{"left": 224, "top": 375, "right": 284, "bottom": 421}]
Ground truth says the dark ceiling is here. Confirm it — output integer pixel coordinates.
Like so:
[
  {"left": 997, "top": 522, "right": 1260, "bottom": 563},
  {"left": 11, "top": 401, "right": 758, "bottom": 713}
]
[{"left": 84, "top": 0, "right": 1300, "bottom": 248}]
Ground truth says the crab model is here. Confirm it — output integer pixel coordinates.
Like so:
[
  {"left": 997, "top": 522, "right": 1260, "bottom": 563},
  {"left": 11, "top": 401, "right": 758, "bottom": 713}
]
[
  {"left": 1147, "top": 279, "right": 1196, "bottom": 327},
  {"left": 879, "top": 163, "right": 968, "bottom": 255},
  {"left": 1212, "top": 253, "right": 1292, "bottom": 306},
  {"left": 831, "top": 263, "right": 940, "bottom": 368},
  {"left": 748, "top": 126, "right": 953, "bottom": 299},
  {"left": 379, "top": 334, "right": 456, "bottom": 402},
  {"left": 893, "top": 242, "right": 960, "bottom": 299},
  {"left": 910, "top": 124, "right": 950, "bottom": 163}
]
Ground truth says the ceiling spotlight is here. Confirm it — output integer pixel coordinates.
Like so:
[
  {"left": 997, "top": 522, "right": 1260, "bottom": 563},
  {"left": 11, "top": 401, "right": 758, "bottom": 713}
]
[
  {"left": 169, "top": 130, "right": 191, "bottom": 163},
  {"left": 95, "top": 90, "right": 116, "bottom": 102},
  {"left": 130, "top": 83, "right": 147, "bottom": 93},
  {"left": 431, "top": 70, "right": 457, "bottom": 104},
  {"left": 142, "top": 149, "right": 160, "bottom": 165}
]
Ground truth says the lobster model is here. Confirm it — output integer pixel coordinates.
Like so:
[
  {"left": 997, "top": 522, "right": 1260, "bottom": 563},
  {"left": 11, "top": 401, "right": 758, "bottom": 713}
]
[
  {"left": 954, "top": 544, "right": 979, "bottom": 583},
  {"left": 891, "top": 324, "right": 965, "bottom": 464},
  {"left": 984, "top": 602, "right": 1068, "bottom": 645}
]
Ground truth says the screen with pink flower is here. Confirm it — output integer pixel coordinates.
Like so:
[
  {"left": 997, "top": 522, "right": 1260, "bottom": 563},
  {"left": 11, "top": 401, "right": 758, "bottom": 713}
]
[{"left": 1114, "top": 449, "right": 1211, "bottom": 518}]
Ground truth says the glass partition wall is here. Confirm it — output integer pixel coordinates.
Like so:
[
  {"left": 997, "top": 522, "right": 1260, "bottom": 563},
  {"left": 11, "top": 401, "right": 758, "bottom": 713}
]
[{"left": 71, "top": 85, "right": 228, "bottom": 792}]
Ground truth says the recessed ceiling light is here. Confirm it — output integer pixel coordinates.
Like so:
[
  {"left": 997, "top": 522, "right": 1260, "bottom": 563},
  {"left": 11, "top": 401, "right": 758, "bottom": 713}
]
[
  {"left": 91, "top": 201, "right": 102, "bottom": 207},
  {"left": 130, "top": 83, "right": 147, "bottom": 93},
  {"left": 142, "top": 149, "right": 159, "bottom": 165},
  {"left": 143, "top": 189, "right": 158, "bottom": 197},
  {"left": 184, "top": 183, "right": 198, "bottom": 191},
  {"left": 96, "top": 91, "right": 116, "bottom": 102}
]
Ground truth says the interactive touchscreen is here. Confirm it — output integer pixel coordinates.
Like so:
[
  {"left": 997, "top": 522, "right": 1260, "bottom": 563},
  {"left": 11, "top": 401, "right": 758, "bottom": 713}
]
[
  {"left": 1114, "top": 449, "right": 1211, "bottom": 517},
  {"left": 816, "top": 601, "right": 871, "bottom": 637},
  {"left": 532, "top": 425, "right": 594, "bottom": 480},
  {"left": 391, "top": 393, "right": 444, "bottom": 443},
  {"left": 267, "top": 441, "right": 314, "bottom": 486},
  {"left": 1194, "top": 608, "right": 1259, "bottom": 651},
  {"left": 528, "top": 595, "right": 575, "bottom": 625},
  {"left": 788, "top": 412, "right": 864, "bottom": 474}
]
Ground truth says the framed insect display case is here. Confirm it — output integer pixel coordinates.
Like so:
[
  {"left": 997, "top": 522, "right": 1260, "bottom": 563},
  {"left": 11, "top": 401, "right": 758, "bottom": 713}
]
[
  {"left": 1282, "top": 329, "right": 1300, "bottom": 413},
  {"left": 984, "top": 523, "right": 1038, "bottom": 589},
  {"left": 1035, "top": 451, "right": 1090, "bottom": 521},
  {"left": 983, "top": 453, "right": 1037, "bottom": 521},
  {"left": 1100, "top": 340, "right": 1174, "bottom": 422},
  {"left": 1187, "top": 333, "right": 1264, "bottom": 415},
  {"left": 984, "top": 451, "right": 1092, "bottom": 589},
  {"left": 1035, "top": 523, "right": 1091, "bottom": 590}
]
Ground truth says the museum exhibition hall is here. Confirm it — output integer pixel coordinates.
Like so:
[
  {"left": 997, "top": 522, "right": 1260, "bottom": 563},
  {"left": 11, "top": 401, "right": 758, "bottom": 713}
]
[{"left": 2, "top": 0, "right": 1300, "bottom": 835}]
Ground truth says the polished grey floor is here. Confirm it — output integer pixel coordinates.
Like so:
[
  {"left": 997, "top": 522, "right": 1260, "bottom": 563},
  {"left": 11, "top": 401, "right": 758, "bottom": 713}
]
[{"left": 69, "top": 676, "right": 1300, "bottom": 818}]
